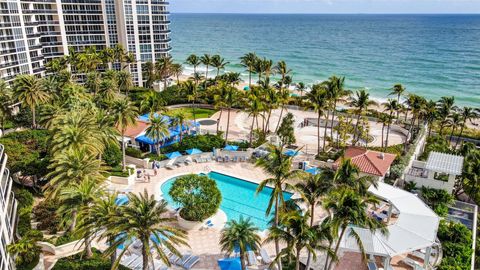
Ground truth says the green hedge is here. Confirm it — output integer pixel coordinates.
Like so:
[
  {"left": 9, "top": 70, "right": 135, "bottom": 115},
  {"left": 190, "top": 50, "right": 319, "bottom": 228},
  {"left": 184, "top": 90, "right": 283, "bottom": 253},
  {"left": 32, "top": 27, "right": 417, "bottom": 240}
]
[
  {"left": 52, "top": 249, "right": 129, "bottom": 270},
  {"left": 14, "top": 189, "right": 34, "bottom": 236},
  {"left": 162, "top": 134, "right": 225, "bottom": 153},
  {"left": 125, "top": 147, "right": 143, "bottom": 159},
  {"left": 103, "top": 143, "right": 122, "bottom": 167},
  {"left": 437, "top": 220, "right": 473, "bottom": 270}
]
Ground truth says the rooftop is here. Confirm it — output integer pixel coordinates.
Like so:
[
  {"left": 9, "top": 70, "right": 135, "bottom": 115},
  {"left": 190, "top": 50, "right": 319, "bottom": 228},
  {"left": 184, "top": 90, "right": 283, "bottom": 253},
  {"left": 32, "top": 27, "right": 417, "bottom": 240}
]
[
  {"left": 426, "top": 151, "right": 464, "bottom": 175},
  {"left": 335, "top": 147, "right": 396, "bottom": 177}
]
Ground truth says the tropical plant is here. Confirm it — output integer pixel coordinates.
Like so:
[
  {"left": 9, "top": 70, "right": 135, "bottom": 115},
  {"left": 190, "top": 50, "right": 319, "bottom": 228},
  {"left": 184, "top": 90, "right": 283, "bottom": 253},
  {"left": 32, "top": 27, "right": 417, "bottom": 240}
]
[
  {"left": 181, "top": 80, "right": 200, "bottom": 123},
  {"left": 170, "top": 63, "right": 184, "bottom": 85},
  {"left": 389, "top": 84, "right": 406, "bottom": 121},
  {"left": 7, "top": 232, "right": 42, "bottom": 267},
  {"left": 186, "top": 54, "right": 201, "bottom": 75},
  {"left": 112, "top": 99, "right": 139, "bottom": 171},
  {"left": 117, "top": 70, "right": 133, "bottom": 95},
  {"left": 333, "top": 158, "right": 378, "bottom": 195},
  {"left": 437, "top": 96, "right": 456, "bottom": 136},
  {"left": 348, "top": 89, "right": 377, "bottom": 145},
  {"left": 240, "top": 52, "right": 257, "bottom": 88},
  {"left": 223, "top": 84, "right": 240, "bottom": 143},
  {"left": 219, "top": 217, "right": 261, "bottom": 270},
  {"left": 13, "top": 75, "right": 50, "bottom": 128},
  {"left": 143, "top": 61, "right": 156, "bottom": 89},
  {"left": 382, "top": 99, "right": 398, "bottom": 150},
  {"left": 326, "top": 76, "right": 350, "bottom": 139},
  {"left": 211, "top": 54, "right": 229, "bottom": 78},
  {"left": 307, "top": 84, "right": 328, "bottom": 154},
  {"left": 0, "top": 80, "right": 13, "bottom": 130},
  {"left": 277, "top": 112, "right": 296, "bottom": 146},
  {"left": 255, "top": 144, "right": 301, "bottom": 270},
  {"left": 295, "top": 82, "right": 306, "bottom": 98},
  {"left": 455, "top": 107, "right": 478, "bottom": 147},
  {"left": 168, "top": 110, "right": 187, "bottom": 142},
  {"left": 140, "top": 90, "right": 165, "bottom": 116},
  {"left": 145, "top": 115, "right": 170, "bottom": 156},
  {"left": 107, "top": 191, "right": 189, "bottom": 270},
  {"left": 155, "top": 55, "right": 173, "bottom": 90},
  {"left": 169, "top": 174, "right": 222, "bottom": 221}
]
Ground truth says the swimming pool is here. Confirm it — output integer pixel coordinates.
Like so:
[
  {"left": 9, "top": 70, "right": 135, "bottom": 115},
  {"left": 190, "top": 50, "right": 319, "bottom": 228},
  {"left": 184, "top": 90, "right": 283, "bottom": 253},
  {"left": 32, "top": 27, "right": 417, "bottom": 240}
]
[{"left": 160, "top": 171, "right": 293, "bottom": 230}]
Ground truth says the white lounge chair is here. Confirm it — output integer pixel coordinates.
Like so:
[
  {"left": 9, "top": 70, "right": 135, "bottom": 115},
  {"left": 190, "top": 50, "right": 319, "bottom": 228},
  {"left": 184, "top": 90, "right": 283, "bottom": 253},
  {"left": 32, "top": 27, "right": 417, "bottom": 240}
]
[
  {"left": 260, "top": 248, "right": 273, "bottom": 264},
  {"left": 247, "top": 250, "right": 257, "bottom": 266},
  {"left": 165, "top": 159, "right": 176, "bottom": 169},
  {"left": 184, "top": 157, "right": 193, "bottom": 165}
]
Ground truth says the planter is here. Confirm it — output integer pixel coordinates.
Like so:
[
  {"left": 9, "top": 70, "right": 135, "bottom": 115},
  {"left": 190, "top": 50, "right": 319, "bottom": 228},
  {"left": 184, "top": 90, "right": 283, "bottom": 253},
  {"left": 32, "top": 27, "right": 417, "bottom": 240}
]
[{"left": 177, "top": 213, "right": 204, "bottom": 230}]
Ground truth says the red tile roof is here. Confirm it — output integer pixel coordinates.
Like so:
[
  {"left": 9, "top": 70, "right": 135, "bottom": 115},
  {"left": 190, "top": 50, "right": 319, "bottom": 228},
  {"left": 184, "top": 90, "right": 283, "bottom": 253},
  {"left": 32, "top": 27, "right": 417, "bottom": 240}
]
[
  {"left": 334, "top": 146, "right": 396, "bottom": 177},
  {"left": 120, "top": 120, "right": 149, "bottom": 138}
]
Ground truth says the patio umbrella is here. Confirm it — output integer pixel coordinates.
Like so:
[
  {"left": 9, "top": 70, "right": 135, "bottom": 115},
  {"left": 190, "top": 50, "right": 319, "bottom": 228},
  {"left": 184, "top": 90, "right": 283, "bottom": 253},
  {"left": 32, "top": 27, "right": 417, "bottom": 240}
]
[
  {"left": 218, "top": 258, "right": 242, "bottom": 270},
  {"left": 284, "top": 149, "right": 300, "bottom": 157},
  {"left": 224, "top": 145, "right": 239, "bottom": 151},
  {"left": 165, "top": 151, "right": 182, "bottom": 159},
  {"left": 243, "top": 86, "right": 250, "bottom": 91},
  {"left": 305, "top": 167, "right": 320, "bottom": 175},
  {"left": 186, "top": 148, "right": 203, "bottom": 155},
  {"left": 115, "top": 194, "right": 129, "bottom": 206}
]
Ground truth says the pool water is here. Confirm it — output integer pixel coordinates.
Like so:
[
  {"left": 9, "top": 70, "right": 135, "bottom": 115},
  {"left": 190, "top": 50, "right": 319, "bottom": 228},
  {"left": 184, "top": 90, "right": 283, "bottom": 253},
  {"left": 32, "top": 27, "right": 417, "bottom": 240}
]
[{"left": 160, "top": 171, "right": 293, "bottom": 230}]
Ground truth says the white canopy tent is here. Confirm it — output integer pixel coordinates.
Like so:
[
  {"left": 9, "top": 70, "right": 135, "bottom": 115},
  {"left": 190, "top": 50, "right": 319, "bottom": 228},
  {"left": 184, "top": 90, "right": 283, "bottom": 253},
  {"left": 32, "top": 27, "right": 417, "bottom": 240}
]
[{"left": 340, "top": 182, "right": 440, "bottom": 260}]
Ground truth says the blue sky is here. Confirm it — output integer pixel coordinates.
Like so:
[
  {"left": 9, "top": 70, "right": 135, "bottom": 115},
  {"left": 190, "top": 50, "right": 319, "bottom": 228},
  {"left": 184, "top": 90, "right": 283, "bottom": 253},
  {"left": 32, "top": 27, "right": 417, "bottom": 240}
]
[{"left": 171, "top": 0, "right": 480, "bottom": 14}]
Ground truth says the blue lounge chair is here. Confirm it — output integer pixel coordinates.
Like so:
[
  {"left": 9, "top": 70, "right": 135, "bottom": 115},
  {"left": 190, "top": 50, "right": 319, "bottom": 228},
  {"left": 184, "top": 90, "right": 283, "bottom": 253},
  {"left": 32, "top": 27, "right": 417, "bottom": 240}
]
[{"left": 183, "top": 256, "right": 200, "bottom": 269}]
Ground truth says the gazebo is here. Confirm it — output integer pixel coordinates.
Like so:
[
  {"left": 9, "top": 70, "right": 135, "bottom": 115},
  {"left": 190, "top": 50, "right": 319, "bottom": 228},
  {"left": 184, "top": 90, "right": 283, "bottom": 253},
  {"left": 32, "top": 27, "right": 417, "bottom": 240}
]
[{"left": 339, "top": 182, "right": 441, "bottom": 269}]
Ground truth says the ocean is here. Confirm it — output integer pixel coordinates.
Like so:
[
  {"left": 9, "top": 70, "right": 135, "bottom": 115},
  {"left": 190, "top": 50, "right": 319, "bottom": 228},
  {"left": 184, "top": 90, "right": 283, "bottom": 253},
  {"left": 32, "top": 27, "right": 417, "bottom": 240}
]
[{"left": 169, "top": 14, "right": 480, "bottom": 107}]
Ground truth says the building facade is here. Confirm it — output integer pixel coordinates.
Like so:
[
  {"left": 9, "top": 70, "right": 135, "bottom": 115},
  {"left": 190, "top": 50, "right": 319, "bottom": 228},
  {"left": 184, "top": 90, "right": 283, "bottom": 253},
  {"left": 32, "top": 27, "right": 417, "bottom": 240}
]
[
  {"left": 0, "top": 144, "right": 18, "bottom": 270},
  {"left": 0, "top": 0, "right": 171, "bottom": 86}
]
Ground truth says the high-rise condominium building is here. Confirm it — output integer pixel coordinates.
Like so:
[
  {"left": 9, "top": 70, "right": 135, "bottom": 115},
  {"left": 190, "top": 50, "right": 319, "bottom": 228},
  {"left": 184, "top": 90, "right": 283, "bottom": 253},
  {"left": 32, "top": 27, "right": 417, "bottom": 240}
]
[
  {"left": 0, "top": 144, "right": 18, "bottom": 270},
  {"left": 0, "top": 0, "right": 171, "bottom": 86}
]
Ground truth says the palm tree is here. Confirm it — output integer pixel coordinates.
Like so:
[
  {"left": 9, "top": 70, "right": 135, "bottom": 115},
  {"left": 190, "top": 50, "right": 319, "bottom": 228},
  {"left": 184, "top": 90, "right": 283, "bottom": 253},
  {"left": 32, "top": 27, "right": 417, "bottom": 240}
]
[
  {"left": 107, "top": 191, "right": 189, "bottom": 270},
  {"left": 327, "top": 76, "right": 350, "bottom": 139},
  {"left": 57, "top": 179, "right": 104, "bottom": 257},
  {"left": 13, "top": 75, "right": 50, "bottom": 128},
  {"left": 382, "top": 99, "right": 399, "bottom": 149},
  {"left": 307, "top": 84, "right": 328, "bottom": 154},
  {"left": 324, "top": 188, "right": 387, "bottom": 270},
  {"left": 448, "top": 112, "right": 462, "bottom": 143},
  {"left": 274, "top": 87, "right": 290, "bottom": 133},
  {"left": 333, "top": 158, "right": 378, "bottom": 195},
  {"left": 170, "top": 63, "right": 184, "bottom": 85},
  {"left": 143, "top": 61, "right": 156, "bottom": 89},
  {"left": 45, "top": 148, "right": 106, "bottom": 198},
  {"left": 122, "top": 51, "right": 136, "bottom": 71},
  {"left": 437, "top": 96, "right": 456, "bottom": 136},
  {"left": 274, "top": 60, "right": 291, "bottom": 84},
  {"left": 240, "top": 52, "right": 257, "bottom": 88},
  {"left": 266, "top": 210, "right": 330, "bottom": 270},
  {"left": 389, "top": 84, "right": 406, "bottom": 121},
  {"left": 85, "top": 72, "right": 102, "bottom": 95},
  {"left": 117, "top": 70, "right": 133, "bottom": 95},
  {"left": 455, "top": 107, "right": 478, "bottom": 147},
  {"left": 140, "top": 91, "right": 166, "bottom": 116},
  {"left": 145, "top": 115, "right": 170, "bottom": 156},
  {"left": 200, "top": 54, "right": 212, "bottom": 81},
  {"left": 423, "top": 100, "right": 437, "bottom": 137},
  {"left": 156, "top": 55, "right": 174, "bottom": 90},
  {"left": 211, "top": 54, "right": 229, "bottom": 78},
  {"left": 295, "top": 82, "right": 306, "bottom": 98},
  {"left": 376, "top": 114, "right": 389, "bottom": 149},
  {"left": 98, "top": 79, "right": 118, "bottom": 103},
  {"left": 181, "top": 80, "right": 200, "bottom": 123},
  {"left": 186, "top": 54, "right": 201, "bottom": 75},
  {"left": 0, "top": 80, "right": 13, "bottom": 131},
  {"left": 261, "top": 58, "right": 274, "bottom": 80},
  {"left": 255, "top": 144, "right": 301, "bottom": 270},
  {"left": 169, "top": 110, "right": 187, "bottom": 143},
  {"left": 294, "top": 172, "right": 334, "bottom": 267},
  {"left": 245, "top": 94, "right": 264, "bottom": 146},
  {"left": 113, "top": 99, "right": 139, "bottom": 171},
  {"left": 223, "top": 85, "right": 240, "bottom": 143},
  {"left": 348, "top": 89, "right": 377, "bottom": 145},
  {"left": 219, "top": 217, "right": 261, "bottom": 270}
]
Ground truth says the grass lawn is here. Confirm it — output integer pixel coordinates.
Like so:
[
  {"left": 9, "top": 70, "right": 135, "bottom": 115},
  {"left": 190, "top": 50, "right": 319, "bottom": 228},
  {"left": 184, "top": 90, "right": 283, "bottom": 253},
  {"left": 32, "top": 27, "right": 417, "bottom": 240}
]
[{"left": 168, "top": 107, "right": 217, "bottom": 120}]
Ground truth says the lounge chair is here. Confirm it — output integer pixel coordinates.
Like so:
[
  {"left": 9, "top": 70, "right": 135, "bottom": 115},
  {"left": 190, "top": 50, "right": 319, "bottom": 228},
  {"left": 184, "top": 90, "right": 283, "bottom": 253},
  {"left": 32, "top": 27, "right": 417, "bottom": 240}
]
[
  {"left": 175, "top": 254, "right": 192, "bottom": 266},
  {"left": 193, "top": 157, "right": 200, "bottom": 163},
  {"left": 260, "top": 248, "right": 273, "bottom": 264},
  {"left": 184, "top": 157, "right": 193, "bottom": 165},
  {"left": 232, "top": 156, "right": 238, "bottom": 162},
  {"left": 205, "top": 156, "right": 213, "bottom": 162},
  {"left": 224, "top": 156, "right": 230, "bottom": 162},
  {"left": 168, "top": 253, "right": 180, "bottom": 265},
  {"left": 367, "top": 261, "right": 378, "bottom": 270},
  {"left": 247, "top": 250, "right": 257, "bottom": 266},
  {"left": 183, "top": 256, "right": 200, "bottom": 269},
  {"left": 165, "top": 159, "right": 176, "bottom": 170},
  {"left": 240, "top": 156, "right": 246, "bottom": 162},
  {"left": 216, "top": 156, "right": 224, "bottom": 162}
]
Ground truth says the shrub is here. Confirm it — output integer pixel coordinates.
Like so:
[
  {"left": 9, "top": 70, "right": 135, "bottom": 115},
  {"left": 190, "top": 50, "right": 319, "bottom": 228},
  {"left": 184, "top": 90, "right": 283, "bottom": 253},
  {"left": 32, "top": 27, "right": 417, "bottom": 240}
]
[
  {"left": 52, "top": 249, "right": 129, "bottom": 270},
  {"left": 54, "top": 232, "right": 80, "bottom": 246},
  {"left": 33, "top": 200, "right": 59, "bottom": 234},
  {"left": 15, "top": 189, "right": 34, "bottom": 208},
  {"left": 437, "top": 220, "right": 473, "bottom": 270},
  {"left": 125, "top": 147, "right": 143, "bottom": 159},
  {"left": 169, "top": 174, "right": 222, "bottom": 221},
  {"left": 103, "top": 143, "right": 122, "bottom": 167},
  {"left": 7, "top": 235, "right": 41, "bottom": 269},
  {"left": 163, "top": 134, "right": 225, "bottom": 153},
  {"left": 144, "top": 153, "right": 167, "bottom": 161},
  {"left": 14, "top": 188, "right": 35, "bottom": 236}
]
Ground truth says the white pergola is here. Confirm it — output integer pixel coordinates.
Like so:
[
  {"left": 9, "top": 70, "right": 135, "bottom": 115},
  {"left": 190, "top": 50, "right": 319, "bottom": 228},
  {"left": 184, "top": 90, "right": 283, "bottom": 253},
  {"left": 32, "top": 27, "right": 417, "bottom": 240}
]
[
  {"left": 339, "top": 182, "right": 440, "bottom": 268},
  {"left": 426, "top": 151, "right": 464, "bottom": 175}
]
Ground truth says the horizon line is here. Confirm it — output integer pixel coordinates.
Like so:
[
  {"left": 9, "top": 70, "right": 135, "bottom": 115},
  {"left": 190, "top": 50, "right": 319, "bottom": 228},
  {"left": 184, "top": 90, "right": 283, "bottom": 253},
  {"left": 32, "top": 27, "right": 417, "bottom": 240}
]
[{"left": 170, "top": 12, "right": 480, "bottom": 15}]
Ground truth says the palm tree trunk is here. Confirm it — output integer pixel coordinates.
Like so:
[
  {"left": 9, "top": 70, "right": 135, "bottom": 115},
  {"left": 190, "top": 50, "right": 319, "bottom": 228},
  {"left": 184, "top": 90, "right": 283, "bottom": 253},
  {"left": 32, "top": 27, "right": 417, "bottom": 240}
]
[
  {"left": 305, "top": 204, "right": 315, "bottom": 270},
  {"left": 216, "top": 109, "right": 223, "bottom": 133},
  {"left": 380, "top": 123, "right": 385, "bottom": 148},
  {"left": 205, "top": 65, "right": 209, "bottom": 89},
  {"left": 455, "top": 124, "right": 465, "bottom": 147},
  {"left": 295, "top": 248, "right": 301, "bottom": 270},
  {"left": 330, "top": 102, "right": 337, "bottom": 139},
  {"left": 240, "top": 250, "right": 247, "bottom": 270},
  {"left": 121, "top": 129, "right": 126, "bottom": 171},
  {"left": 32, "top": 106, "right": 36, "bottom": 129},
  {"left": 353, "top": 113, "right": 361, "bottom": 146},
  {"left": 327, "top": 226, "right": 348, "bottom": 270},
  {"left": 385, "top": 123, "right": 391, "bottom": 151},
  {"left": 449, "top": 127, "right": 456, "bottom": 143},
  {"left": 142, "top": 241, "right": 148, "bottom": 270},
  {"left": 157, "top": 143, "right": 161, "bottom": 156},
  {"left": 248, "top": 70, "right": 252, "bottom": 88},
  {"left": 249, "top": 116, "right": 255, "bottom": 146},
  {"left": 324, "top": 241, "right": 334, "bottom": 270},
  {"left": 274, "top": 197, "right": 283, "bottom": 270},
  {"left": 85, "top": 232, "right": 93, "bottom": 258},
  {"left": 68, "top": 210, "right": 77, "bottom": 233},
  {"left": 225, "top": 108, "right": 231, "bottom": 143},
  {"left": 323, "top": 111, "right": 329, "bottom": 152},
  {"left": 275, "top": 106, "right": 285, "bottom": 133},
  {"left": 266, "top": 109, "right": 272, "bottom": 133},
  {"left": 317, "top": 112, "right": 321, "bottom": 156},
  {"left": 192, "top": 100, "right": 196, "bottom": 123}
]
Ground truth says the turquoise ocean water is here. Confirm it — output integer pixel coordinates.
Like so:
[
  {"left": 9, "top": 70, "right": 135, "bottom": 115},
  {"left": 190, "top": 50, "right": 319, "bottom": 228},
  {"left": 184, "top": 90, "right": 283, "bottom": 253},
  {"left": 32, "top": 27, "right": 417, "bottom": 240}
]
[
  {"left": 160, "top": 172, "right": 293, "bottom": 230},
  {"left": 170, "top": 14, "right": 480, "bottom": 107}
]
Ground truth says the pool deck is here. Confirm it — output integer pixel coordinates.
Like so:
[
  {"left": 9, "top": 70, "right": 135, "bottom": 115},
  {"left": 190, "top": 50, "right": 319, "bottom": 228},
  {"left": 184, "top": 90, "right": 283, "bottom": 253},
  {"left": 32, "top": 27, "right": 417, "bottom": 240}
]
[{"left": 111, "top": 161, "right": 329, "bottom": 270}]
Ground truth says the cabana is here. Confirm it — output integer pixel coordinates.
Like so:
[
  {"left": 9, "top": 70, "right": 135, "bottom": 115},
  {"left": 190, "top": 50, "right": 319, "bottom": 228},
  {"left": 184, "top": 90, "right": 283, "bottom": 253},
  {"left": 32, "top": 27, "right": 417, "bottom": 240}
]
[
  {"left": 186, "top": 148, "right": 203, "bottom": 155},
  {"left": 120, "top": 113, "right": 199, "bottom": 153},
  {"left": 339, "top": 182, "right": 440, "bottom": 269},
  {"left": 224, "top": 145, "right": 239, "bottom": 151},
  {"left": 165, "top": 151, "right": 182, "bottom": 159}
]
